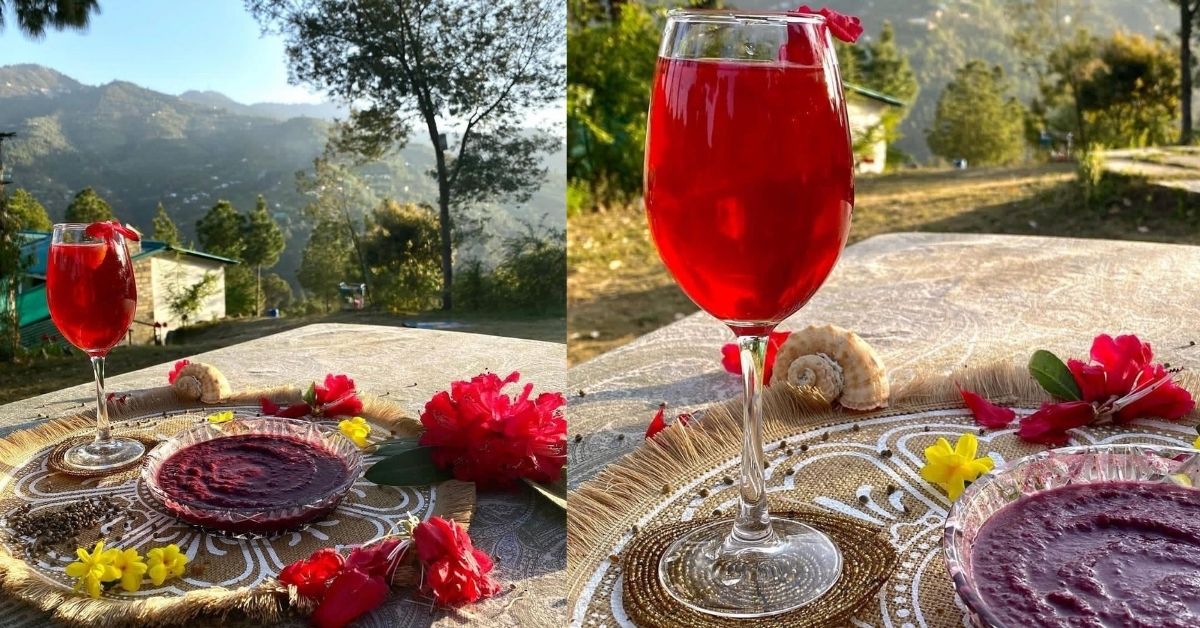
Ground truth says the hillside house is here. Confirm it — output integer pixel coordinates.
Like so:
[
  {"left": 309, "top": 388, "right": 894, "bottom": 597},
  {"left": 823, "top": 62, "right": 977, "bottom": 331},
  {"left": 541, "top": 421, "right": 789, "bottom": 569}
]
[
  {"left": 10, "top": 231, "right": 237, "bottom": 346},
  {"left": 845, "top": 83, "right": 905, "bottom": 174}
]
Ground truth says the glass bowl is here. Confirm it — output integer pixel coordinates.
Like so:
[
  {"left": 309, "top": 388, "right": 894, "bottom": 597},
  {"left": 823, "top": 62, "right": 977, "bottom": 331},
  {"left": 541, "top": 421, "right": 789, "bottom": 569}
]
[
  {"left": 944, "top": 443, "right": 1200, "bottom": 627},
  {"left": 141, "top": 416, "right": 363, "bottom": 536}
]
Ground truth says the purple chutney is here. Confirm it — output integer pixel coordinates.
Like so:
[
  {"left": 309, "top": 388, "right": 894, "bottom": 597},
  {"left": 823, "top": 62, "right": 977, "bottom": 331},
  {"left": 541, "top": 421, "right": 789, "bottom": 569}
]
[
  {"left": 156, "top": 434, "right": 349, "bottom": 533},
  {"left": 972, "top": 481, "right": 1200, "bottom": 628}
]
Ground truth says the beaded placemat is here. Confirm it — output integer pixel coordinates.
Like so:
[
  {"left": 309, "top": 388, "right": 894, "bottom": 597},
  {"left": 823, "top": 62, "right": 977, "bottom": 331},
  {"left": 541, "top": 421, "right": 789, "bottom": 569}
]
[
  {"left": 0, "top": 388, "right": 473, "bottom": 627},
  {"left": 567, "top": 367, "right": 1200, "bottom": 627}
]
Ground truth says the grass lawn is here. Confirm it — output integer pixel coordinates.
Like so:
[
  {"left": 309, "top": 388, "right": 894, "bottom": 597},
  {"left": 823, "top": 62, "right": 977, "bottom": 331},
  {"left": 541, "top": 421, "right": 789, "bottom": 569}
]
[
  {"left": 0, "top": 310, "right": 564, "bottom": 405},
  {"left": 568, "top": 161, "right": 1200, "bottom": 364}
]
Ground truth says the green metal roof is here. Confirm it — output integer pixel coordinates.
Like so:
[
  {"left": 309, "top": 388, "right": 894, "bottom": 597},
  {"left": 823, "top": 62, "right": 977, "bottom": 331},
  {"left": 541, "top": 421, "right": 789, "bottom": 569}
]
[{"left": 844, "top": 82, "right": 905, "bottom": 108}]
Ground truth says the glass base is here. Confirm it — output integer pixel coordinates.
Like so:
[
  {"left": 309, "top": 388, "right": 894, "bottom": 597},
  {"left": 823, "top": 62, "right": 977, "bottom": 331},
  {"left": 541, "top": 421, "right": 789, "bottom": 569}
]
[
  {"left": 658, "top": 517, "right": 842, "bottom": 618},
  {"left": 63, "top": 437, "right": 146, "bottom": 471}
]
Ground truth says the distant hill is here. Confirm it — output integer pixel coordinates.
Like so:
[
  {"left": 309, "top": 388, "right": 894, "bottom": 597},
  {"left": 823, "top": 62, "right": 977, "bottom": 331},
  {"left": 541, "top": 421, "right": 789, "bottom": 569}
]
[
  {"left": 744, "top": 0, "right": 1179, "bottom": 161},
  {"left": 0, "top": 64, "right": 565, "bottom": 285}
]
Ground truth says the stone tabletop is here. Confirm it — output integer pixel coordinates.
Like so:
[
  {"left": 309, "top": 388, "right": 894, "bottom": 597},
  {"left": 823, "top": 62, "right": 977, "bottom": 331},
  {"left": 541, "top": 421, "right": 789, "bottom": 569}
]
[
  {"left": 0, "top": 323, "right": 567, "bottom": 628},
  {"left": 567, "top": 232, "right": 1200, "bottom": 487}
]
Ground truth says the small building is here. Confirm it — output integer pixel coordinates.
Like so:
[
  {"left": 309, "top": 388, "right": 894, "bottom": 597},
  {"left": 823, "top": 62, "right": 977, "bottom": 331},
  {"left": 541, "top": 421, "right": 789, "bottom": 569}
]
[
  {"left": 845, "top": 83, "right": 905, "bottom": 175},
  {"left": 10, "top": 231, "right": 237, "bottom": 346}
]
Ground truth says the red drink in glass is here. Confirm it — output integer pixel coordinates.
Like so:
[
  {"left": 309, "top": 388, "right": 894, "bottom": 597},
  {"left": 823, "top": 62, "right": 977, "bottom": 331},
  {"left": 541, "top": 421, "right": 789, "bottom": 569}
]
[
  {"left": 645, "top": 58, "right": 853, "bottom": 331},
  {"left": 47, "top": 239, "right": 137, "bottom": 355},
  {"left": 45, "top": 223, "right": 145, "bottom": 471}
]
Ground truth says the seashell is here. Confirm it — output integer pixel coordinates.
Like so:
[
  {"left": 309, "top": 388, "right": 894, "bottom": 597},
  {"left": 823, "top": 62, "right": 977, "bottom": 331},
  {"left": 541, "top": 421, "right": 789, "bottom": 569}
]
[
  {"left": 171, "top": 362, "right": 232, "bottom": 404},
  {"left": 770, "top": 324, "right": 888, "bottom": 410}
]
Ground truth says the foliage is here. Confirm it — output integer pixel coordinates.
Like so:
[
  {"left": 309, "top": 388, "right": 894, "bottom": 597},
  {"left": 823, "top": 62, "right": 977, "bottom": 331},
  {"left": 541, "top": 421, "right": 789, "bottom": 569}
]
[
  {"left": 854, "top": 21, "right": 919, "bottom": 143},
  {"left": 64, "top": 187, "right": 113, "bottom": 224},
  {"left": 248, "top": 0, "right": 564, "bottom": 311},
  {"left": 195, "top": 200, "right": 246, "bottom": 260},
  {"left": 298, "top": 215, "right": 359, "bottom": 312},
  {"left": 0, "top": 0, "right": 99, "bottom": 38},
  {"left": 566, "top": 2, "right": 659, "bottom": 208},
  {"left": 0, "top": 193, "right": 26, "bottom": 361},
  {"left": 361, "top": 200, "right": 441, "bottom": 312},
  {"left": 168, "top": 272, "right": 219, "bottom": 321},
  {"left": 223, "top": 265, "right": 260, "bottom": 318},
  {"left": 1077, "top": 33, "right": 1180, "bottom": 148},
  {"left": 5, "top": 189, "right": 50, "bottom": 231},
  {"left": 1076, "top": 143, "right": 1108, "bottom": 206},
  {"left": 454, "top": 223, "right": 565, "bottom": 315},
  {"left": 151, "top": 203, "right": 181, "bottom": 247},
  {"left": 927, "top": 61, "right": 1026, "bottom": 166},
  {"left": 261, "top": 272, "right": 293, "bottom": 310},
  {"left": 241, "top": 195, "right": 286, "bottom": 315}
]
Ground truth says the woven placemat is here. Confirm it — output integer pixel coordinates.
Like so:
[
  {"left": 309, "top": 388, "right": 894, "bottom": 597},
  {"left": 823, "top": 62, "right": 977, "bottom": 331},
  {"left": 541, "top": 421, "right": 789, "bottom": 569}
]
[
  {"left": 621, "top": 505, "right": 896, "bottom": 627},
  {"left": 568, "top": 364, "right": 1200, "bottom": 627},
  {"left": 0, "top": 385, "right": 474, "bottom": 627}
]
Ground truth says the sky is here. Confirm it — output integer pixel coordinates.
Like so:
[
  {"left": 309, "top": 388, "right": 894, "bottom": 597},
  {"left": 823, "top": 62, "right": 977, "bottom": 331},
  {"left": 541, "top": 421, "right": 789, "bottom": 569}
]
[{"left": 0, "top": 0, "right": 328, "bottom": 105}]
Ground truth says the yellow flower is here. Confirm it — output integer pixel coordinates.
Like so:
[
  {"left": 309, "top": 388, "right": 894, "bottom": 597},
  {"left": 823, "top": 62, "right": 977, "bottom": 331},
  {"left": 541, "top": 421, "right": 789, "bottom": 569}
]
[
  {"left": 338, "top": 417, "right": 371, "bottom": 448},
  {"left": 1194, "top": 434, "right": 1200, "bottom": 449},
  {"left": 207, "top": 410, "right": 235, "bottom": 424},
  {"left": 920, "top": 433, "right": 994, "bottom": 501},
  {"left": 104, "top": 547, "right": 148, "bottom": 592},
  {"left": 146, "top": 544, "right": 188, "bottom": 586},
  {"left": 65, "top": 541, "right": 120, "bottom": 599}
]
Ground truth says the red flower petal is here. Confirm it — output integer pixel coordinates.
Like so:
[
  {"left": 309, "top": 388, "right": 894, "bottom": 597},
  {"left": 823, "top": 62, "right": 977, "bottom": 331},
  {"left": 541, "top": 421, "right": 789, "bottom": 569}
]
[
  {"left": 958, "top": 386, "right": 1016, "bottom": 429},
  {"left": 345, "top": 538, "right": 405, "bottom": 582},
  {"left": 1087, "top": 334, "right": 1153, "bottom": 397},
  {"left": 412, "top": 517, "right": 501, "bottom": 607},
  {"left": 84, "top": 220, "right": 140, "bottom": 242},
  {"left": 311, "top": 568, "right": 390, "bottom": 628},
  {"left": 1114, "top": 364, "right": 1195, "bottom": 423},
  {"left": 259, "top": 397, "right": 312, "bottom": 418},
  {"left": 278, "top": 547, "right": 345, "bottom": 599},
  {"left": 645, "top": 404, "right": 667, "bottom": 439},
  {"left": 1016, "top": 401, "right": 1095, "bottom": 446},
  {"left": 796, "top": 5, "right": 863, "bottom": 43},
  {"left": 719, "top": 331, "right": 791, "bottom": 384},
  {"left": 167, "top": 359, "right": 190, "bottom": 384},
  {"left": 1067, "top": 359, "right": 1111, "bottom": 403}
]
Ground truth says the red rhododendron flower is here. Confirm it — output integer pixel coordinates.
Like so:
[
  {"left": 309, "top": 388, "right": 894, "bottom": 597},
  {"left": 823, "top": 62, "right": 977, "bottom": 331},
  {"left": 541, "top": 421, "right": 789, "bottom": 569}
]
[
  {"left": 419, "top": 371, "right": 567, "bottom": 489},
  {"left": 1115, "top": 363, "right": 1195, "bottom": 423},
  {"left": 305, "top": 374, "right": 364, "bottom": 418},
  {"left": 278, "top": 548, "right": 345, "bottom": 599},
  {"left": 167, "top": 359, "right": 190, "bottom": 384},
  {"left": 721, "top": 331, "right": 791, "bottom": 384},
  {"left": 85, "top": 220, "right": 140, "bottom": 242},
  {"left": 645, "top": 404, "right": 694, "bottom": 439},
  {"left": 796, "top": 5, "right": 863, "bottom": 43},
  {"left": 412, "top": 516, "right": 501, "bottom": 607},
  {"left": 1063, "top": 334, "right": 1193, "bottom": 423},
  {"left": 1016, "top": 401, "right": 1095, "bottom": 446},
  {"left": 958, "top": 386, "right": 1016, "bottom": 429},
  {"left": 260, "top": 397, "right": 312, "bottom": 418},
  {"left": 345, "top": 538, "right": 405, "bottom": 582},
  {"left": 310, "top": 567, "right": 390, "bottom": 628}
]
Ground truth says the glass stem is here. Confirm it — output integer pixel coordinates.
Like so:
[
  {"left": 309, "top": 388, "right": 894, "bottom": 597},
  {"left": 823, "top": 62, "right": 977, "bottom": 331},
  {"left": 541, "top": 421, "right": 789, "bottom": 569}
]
[
  {"left": 729, "top": 334, "right": 775, "bottom": 546},
  {"left": 91, "top": 356, "right": 112, "bottom": 445}
]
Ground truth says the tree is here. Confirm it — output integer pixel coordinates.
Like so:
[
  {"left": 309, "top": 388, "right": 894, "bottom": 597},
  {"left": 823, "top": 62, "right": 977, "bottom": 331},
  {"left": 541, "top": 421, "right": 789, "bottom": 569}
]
[
  {"left": 223, "top": 266, "right": 260, "bottom": 317},
  {"left": 1076, "top": 33, "right": 1180, "bottom": 148},
  {"left": 1042, "top": 29, "right": 1102, "bottom": 147},
  {"left": 261, "top": 273, "right": 293, "bottom": 310},
  {"left": 858, "top": 21, "right": 919, "bottom": 140},
  {"left": 927, "top": 61, "right": 1026, "bottom": 166},
  {"left": 298, "top": 215, "right": 358, "bottom": 312},
  {"left": 0, "top": 0, "right": 99, "bottom": 38},
  {"left": 249, "top": 0, "right": 564, "bottom": 311},
  {"left": 195, "top": 200, "right": 246, "bottom": 259},
  {"left": 297, "top": 152, "right": 374, "bottom": 303},
  {"left": 362, "top": 200, "right": 441, "bottom": 312},
  {"left": 0, "top": 194, "right": 25, "bottom": 361},
  {"left": 151, "top": 202, "right": 182, "bottom": 246},
  {"left": 6, "top": 188, "right": 51, "bottom": 231},
  {"left": 168, "top": 272, "right": 219, "bottom": 321},
  {"left": 241, "top": 195, "right": 285, "bottom": 316},
  {"left": 64, "top": 187, "right": 113, "bottom": 223},
  {"left": 1169, "top": 1, "right": 1200, "bottom": 144}
]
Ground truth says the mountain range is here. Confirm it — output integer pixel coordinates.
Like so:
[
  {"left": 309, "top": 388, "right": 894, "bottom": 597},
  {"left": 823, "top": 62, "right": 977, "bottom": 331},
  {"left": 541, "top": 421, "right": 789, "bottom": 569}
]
[{"left": 0, "top": 64, "right": 565, "bottom": 285}]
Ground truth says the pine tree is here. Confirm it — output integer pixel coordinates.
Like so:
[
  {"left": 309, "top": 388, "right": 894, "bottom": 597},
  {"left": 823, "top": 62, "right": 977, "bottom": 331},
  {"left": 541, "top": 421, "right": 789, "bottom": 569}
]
[
  {"left": 195, "top": 200, "right": 246, "bottom": 260},
  {"left": 241, "top": 196, "right": 285, "bottom": 316},
  {"left": 298, "top": 216, "right": 358, "bottom": 312},
  {"left": 152, "top": 202, "right": 182, "bottom": 247},
  {"left": 6, "top": 189, "right": 51, "bottom": 231},
  {"left": 927, "top": 61, "right": 1026, "bottom": 166},
  {"left": 64, "top": 187, "right": 114, "bottom": 224}
]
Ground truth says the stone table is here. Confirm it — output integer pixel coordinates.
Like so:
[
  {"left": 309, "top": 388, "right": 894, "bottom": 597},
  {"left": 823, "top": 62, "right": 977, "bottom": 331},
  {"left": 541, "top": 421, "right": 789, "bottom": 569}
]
[
  {"left": 0, "top": 323, "right": 567, "bottom": 628},
  {"left": 567, "top": 232, "right": 1200, "bottom": 624}
]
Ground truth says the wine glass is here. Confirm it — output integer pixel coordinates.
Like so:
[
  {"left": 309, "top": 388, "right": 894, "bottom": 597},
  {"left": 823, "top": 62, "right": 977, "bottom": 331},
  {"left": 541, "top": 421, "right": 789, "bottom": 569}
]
[
  {"left": 644, "top": 10, "right": 854, "bottom": 617},
  {"left": 46, "top": 223, "right": 145, "bottom": 471}
]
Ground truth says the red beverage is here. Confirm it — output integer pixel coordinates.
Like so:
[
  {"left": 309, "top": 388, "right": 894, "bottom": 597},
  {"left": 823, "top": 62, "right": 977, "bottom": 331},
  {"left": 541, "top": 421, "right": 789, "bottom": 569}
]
[
  {"left": 645, "top": 57, "right": 854, "bottom": 331},
  {"left": 47, "top": 238, "right": 137, "bottom": 354}
]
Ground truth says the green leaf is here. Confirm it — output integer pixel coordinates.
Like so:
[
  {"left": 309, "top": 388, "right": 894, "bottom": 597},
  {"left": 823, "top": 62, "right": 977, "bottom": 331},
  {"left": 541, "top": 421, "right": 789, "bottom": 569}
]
[
  {"left": 524, "top": 476, "right": 567, "bottom": 510},
  {"left": 1028, "top": 350, "right": 1082, "bottom": 401},
  {"left": 364, "top": 447, "right": 453, "bottom": 486},
  {"left": 372, "top": 438, "right": 422, "bottom": 457}
]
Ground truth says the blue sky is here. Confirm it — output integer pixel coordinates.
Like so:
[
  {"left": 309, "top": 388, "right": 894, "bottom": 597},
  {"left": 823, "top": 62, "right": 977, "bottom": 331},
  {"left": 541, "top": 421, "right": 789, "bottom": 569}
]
[{"left": 1, "top": 0, "right": 324, "bottom": 104}]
